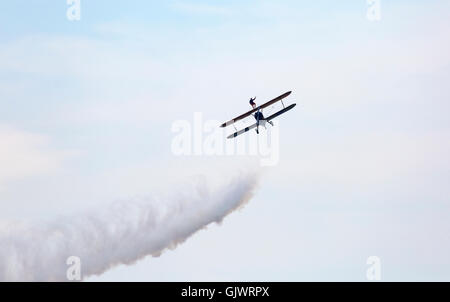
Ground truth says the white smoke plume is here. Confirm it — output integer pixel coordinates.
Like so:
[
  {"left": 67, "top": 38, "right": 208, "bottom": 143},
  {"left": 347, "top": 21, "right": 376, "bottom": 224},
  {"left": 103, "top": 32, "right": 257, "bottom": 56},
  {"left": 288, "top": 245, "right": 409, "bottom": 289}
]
[{"left": 0, "top": 168, "right": 260, "bottom": 281}]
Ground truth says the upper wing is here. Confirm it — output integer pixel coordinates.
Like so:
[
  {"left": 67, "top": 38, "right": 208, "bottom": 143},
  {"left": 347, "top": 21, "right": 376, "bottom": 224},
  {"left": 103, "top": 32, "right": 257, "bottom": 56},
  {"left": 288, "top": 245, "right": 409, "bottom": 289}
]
[
  {"left": 220, "top": 91, "right": 292, "bottom": 127},
  {"left": 220, "top": 107, "right": 259, "bottom": 128},
  {"left": 259, "top": 91, "right": 292, "bottom": 110}
]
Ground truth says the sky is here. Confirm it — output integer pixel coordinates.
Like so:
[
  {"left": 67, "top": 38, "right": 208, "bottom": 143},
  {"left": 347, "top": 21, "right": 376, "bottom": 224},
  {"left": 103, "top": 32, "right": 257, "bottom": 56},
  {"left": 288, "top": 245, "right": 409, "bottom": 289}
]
[{"left": 0, "top": 0, "right": 450, "bottom": 281}]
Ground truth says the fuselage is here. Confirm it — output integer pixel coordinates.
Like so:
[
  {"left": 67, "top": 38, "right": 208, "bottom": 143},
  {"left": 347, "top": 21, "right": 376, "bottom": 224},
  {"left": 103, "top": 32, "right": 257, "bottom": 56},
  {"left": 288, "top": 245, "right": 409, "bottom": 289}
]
[
  {"left": 254, "top": 111, "right": 265, "bottom": 121},
  {"left": 251, "top": 104, "right": 265, "bottom": 121}
]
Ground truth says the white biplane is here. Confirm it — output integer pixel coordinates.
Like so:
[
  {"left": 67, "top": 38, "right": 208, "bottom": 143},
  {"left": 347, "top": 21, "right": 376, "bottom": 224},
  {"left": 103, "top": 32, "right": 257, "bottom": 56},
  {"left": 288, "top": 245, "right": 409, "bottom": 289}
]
[{"left": 220, "top": 91, "right": 296, "bottom": 139}]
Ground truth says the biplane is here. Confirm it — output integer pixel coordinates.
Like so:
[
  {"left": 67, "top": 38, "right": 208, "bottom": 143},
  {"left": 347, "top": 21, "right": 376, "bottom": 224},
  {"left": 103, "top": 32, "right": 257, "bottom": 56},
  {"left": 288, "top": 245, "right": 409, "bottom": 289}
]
[{"left": 220, "top": 91, "right": 296, "bottom": 139}]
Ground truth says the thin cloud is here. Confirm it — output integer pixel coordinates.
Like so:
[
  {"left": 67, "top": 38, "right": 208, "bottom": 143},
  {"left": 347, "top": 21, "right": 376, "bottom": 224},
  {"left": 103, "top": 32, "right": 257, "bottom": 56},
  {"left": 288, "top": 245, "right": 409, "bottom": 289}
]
[
  {"left": 0, "top": 125, "right": 78, "bottom": 185},
  {"left": 171, "top": 1, "right": 232, "bottom": 16}
]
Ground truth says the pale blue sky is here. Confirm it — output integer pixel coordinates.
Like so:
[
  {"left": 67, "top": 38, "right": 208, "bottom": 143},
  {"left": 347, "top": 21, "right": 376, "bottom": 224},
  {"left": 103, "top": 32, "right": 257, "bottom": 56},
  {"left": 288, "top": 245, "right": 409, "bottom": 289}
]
[{"left": 1, "top": 0, "right": 450, "bottom": 281}]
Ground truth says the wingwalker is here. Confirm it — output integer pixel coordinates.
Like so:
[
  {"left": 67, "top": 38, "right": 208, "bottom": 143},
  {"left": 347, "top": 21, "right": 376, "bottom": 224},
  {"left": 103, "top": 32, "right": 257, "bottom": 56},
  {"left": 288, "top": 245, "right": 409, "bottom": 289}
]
[{"left": 220, "top": 91, "right": 296, "bottom": 138}]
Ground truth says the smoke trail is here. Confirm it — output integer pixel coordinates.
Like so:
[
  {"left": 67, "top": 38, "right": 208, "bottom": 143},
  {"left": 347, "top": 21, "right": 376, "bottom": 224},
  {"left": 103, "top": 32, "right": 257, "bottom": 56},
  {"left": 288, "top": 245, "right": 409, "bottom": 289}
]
[{"left": 0, "top": 169, "right": 260, "bottom": 281}]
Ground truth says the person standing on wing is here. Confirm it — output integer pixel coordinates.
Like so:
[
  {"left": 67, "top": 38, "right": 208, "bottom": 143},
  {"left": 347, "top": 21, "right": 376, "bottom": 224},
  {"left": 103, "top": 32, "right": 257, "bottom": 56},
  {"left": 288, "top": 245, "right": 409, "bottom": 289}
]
[{"left": 249, "top": 97, "right": 274, "bottom": 127}]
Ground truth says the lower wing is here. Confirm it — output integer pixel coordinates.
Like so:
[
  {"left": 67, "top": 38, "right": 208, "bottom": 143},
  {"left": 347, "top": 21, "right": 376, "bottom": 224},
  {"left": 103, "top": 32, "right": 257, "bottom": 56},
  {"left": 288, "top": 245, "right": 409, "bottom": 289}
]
[
  {"left": 227, "top": 123, "right": 258, "bottom": 139},
  {"left": 265, "top": 103, "right": 296, "bottom": 121}
]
